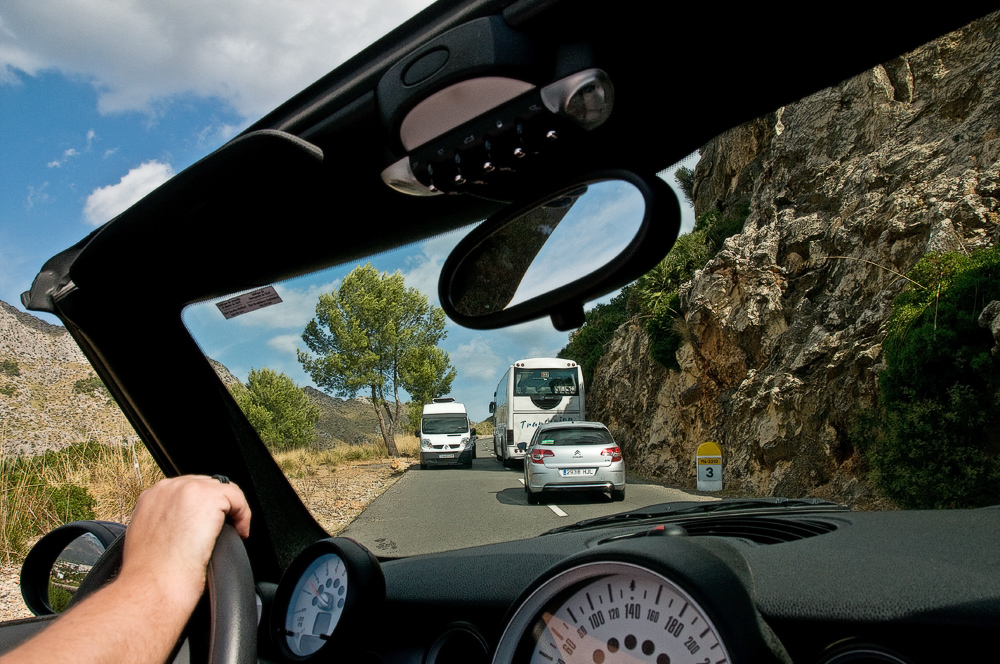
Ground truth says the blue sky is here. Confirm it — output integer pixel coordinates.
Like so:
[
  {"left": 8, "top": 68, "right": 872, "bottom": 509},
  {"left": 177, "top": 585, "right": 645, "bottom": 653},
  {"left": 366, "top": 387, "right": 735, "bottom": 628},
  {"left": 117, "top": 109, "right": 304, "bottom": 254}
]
[{"left": 1, "top": 1, "right": 696, "bottom": 423}]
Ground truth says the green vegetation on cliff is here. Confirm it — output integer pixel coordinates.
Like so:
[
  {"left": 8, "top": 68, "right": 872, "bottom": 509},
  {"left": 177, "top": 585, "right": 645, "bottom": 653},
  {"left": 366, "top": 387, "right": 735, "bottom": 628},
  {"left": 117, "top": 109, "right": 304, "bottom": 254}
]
[
  {"left": 854, "top": 246, "right": 1000, "bottom": 508},
  {"left": 559, "top": 288, "right": 632, "bottom": 386},
  {"left": 560, "top": 186, "right": 750, "bottom": 374}
]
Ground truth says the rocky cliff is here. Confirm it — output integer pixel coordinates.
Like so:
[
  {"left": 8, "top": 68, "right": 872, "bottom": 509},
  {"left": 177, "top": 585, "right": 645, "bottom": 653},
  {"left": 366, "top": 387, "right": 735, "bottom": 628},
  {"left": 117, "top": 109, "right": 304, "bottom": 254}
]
[
  {"left": 0, "top": 300, "right": 138, "bottom": 455},
  {"left": 590, "top": 12, "right": 1000, "bottom": 506}
]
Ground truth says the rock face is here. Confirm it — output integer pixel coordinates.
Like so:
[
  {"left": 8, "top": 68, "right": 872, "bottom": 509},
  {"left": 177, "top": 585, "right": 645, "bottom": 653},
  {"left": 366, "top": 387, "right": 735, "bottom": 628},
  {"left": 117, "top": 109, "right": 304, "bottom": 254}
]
[{"left": 590, "top": 13, "right": 1000, "bottom": 506}]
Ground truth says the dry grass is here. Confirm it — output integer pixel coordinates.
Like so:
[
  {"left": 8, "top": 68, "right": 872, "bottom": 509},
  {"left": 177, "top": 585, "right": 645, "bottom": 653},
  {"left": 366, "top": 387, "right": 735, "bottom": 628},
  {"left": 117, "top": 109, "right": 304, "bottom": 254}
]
[
  {"left": 0, "top": 433, "right": 163, "bottom": 566},
  {"left": 1, "top": 431, "right": 420, "bottom": 565},
  {"left": 274, "top": 434, "right": 419, "bottom": 478}
]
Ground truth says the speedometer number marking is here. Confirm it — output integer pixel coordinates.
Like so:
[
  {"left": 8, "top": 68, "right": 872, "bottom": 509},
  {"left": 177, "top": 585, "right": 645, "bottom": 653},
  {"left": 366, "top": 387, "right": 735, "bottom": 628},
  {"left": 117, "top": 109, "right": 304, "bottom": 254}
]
[
  {"left": 527, "top": 569, "right": 730, "bottom": 664},
  {"left": 664, "top": 615, "right": 683, "bottom": 637}
]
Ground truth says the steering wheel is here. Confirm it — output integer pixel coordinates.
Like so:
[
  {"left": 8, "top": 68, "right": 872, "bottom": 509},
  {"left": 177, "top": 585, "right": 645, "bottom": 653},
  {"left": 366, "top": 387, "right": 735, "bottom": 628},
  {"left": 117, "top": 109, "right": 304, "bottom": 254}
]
[{"left": 71, "top": 525, "right": 257, "bottom": 664}]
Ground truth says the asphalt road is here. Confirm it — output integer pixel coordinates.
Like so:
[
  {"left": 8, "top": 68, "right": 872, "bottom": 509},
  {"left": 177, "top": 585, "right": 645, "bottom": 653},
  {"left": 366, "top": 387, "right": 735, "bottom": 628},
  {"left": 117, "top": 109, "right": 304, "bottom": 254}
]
[{"left": 340, "top": 437, "right": 714, "bottom": 557}]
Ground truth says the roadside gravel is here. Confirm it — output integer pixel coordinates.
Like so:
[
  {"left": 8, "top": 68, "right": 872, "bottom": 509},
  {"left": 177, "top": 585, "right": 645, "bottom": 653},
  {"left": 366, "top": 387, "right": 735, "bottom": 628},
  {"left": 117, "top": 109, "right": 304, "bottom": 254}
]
[
  {"left": 0, "top": 565, "right": 30, "bottom": 621},
  {"left": 0, "top": 458, "right": 413, "bottom": 622}
]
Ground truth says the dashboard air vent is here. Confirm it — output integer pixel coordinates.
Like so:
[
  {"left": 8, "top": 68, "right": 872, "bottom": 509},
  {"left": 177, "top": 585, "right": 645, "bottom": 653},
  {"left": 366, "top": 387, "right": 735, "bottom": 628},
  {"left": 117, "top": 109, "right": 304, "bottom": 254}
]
[{"left": 674, "top": 516, "right": 838, "bottom": 544}]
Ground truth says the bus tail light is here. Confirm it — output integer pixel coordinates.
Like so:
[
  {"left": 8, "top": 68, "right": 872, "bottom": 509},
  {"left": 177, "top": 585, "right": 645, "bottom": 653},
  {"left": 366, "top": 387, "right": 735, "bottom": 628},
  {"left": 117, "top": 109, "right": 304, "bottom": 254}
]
[
  {"left": 601, "top": 446, "right": 622, "bottom": 462},
  {"left": 531, "top": 449, "right": 555, "bottom": 464}
]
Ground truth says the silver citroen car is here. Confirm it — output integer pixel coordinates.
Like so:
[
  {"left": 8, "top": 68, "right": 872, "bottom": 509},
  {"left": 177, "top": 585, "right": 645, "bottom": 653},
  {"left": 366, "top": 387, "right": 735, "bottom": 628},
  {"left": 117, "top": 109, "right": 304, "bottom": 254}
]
[{"left": 523, "top": 421, "right": 626, "bottom": 504}]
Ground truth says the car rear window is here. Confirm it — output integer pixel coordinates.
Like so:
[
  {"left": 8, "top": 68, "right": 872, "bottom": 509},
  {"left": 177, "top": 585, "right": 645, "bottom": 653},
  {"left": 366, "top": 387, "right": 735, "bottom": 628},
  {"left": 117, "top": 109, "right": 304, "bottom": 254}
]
[{"left": 538, "top": 428, "right": 614, "bottom": 446}]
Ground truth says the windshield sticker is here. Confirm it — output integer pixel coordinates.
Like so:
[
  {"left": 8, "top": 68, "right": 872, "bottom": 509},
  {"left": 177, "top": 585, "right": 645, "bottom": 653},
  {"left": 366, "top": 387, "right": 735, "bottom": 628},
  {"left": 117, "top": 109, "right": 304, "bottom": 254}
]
[{"left": 216, "top": 286, "right": 283, "bottom": 319}]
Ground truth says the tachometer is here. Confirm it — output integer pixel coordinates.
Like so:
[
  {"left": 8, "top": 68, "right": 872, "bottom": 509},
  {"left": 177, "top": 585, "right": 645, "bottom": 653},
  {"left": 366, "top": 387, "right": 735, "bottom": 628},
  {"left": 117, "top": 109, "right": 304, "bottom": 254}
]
[
  {"left": 272, "top": 538, "right": 384, "bottom": 661},
  {"left": 285, "top": 552, "right": 349, "bottom": 656}
]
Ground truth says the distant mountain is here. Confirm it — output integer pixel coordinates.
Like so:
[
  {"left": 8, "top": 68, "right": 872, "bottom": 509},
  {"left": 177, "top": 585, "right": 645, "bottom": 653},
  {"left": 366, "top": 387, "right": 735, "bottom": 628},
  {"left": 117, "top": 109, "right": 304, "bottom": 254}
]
[
  {"left": 0, "top": 300, "right": 136, "bottom": 456},
  {"left": 304, "top": 387, "right": 410, "bottom": 446},
  {"left": 1, "top": 298, "right": 401, "bottom": 455}
]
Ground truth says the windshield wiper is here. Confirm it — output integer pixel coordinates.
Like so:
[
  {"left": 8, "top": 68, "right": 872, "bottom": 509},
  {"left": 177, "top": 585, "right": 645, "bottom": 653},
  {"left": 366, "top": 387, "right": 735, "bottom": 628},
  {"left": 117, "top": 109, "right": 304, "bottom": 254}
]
[{"left": 541, "top": 497, "right": 848, "bottom": 536}]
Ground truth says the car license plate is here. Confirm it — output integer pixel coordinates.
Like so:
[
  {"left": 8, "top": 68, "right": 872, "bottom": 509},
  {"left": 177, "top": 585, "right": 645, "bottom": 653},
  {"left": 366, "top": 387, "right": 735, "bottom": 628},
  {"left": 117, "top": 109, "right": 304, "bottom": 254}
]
[
  {"left": 439, "top": 453, "right": 455, "bottom": 459},
  {"left": 561, "top": 468, "right": 597, "bottom": 476}
]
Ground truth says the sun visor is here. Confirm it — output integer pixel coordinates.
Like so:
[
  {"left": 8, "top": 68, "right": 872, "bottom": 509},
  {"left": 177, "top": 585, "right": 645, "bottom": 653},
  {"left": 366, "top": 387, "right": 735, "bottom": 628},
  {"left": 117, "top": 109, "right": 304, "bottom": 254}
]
[{"left": 64, "top": 130, "right": 326, "bottom": 306}]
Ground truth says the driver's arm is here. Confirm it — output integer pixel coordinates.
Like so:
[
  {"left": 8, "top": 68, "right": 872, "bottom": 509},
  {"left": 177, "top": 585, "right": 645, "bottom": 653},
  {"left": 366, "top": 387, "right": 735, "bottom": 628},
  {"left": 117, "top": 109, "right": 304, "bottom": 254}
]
[{"left": 0, "top": 475, "right": 251, "bottom": 664}]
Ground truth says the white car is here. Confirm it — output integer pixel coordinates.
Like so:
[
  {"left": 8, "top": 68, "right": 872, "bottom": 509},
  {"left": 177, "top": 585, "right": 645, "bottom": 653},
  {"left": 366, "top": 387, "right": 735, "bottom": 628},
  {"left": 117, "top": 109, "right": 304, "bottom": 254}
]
[{"left": 524, "top": 421, "right": 625, "bottom": 503}]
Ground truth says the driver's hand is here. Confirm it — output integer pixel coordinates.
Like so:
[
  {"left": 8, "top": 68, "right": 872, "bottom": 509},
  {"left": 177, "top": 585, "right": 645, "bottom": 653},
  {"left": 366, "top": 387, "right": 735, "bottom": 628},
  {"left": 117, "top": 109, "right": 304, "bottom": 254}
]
[{"left": 119, "top": 475, "right": 252, "bottom": 613}]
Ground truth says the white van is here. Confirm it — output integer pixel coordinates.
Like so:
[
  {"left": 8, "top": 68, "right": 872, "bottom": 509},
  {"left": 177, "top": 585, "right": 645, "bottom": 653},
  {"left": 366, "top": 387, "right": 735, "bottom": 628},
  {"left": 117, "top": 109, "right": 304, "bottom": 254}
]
[{"left": 419, "top": 397, "right": 476, "bottom": 469}]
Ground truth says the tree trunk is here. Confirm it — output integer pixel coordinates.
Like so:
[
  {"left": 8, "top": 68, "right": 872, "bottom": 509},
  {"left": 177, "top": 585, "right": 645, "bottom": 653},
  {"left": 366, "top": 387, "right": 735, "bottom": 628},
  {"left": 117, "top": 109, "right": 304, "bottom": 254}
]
[{"left": 372, "top": 385, "right": 399, "bottom": 456}]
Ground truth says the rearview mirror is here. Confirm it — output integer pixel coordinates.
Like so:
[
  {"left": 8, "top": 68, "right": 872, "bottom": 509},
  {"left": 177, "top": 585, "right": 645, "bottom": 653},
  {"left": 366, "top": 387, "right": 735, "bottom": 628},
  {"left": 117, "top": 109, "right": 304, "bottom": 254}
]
[{"left": 439, "top": 171, "right": 679, "bottom": 330}]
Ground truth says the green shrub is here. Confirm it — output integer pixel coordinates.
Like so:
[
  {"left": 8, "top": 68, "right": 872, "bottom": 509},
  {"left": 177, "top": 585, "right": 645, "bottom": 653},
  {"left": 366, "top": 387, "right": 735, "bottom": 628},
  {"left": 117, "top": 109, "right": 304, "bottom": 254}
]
[
  {"left": 629, "top": 204, "right": 750, "bottom": 370},
  {"left": 558, "top": 288, "right": 632, "bottom": 385},
  {"left": 73, "top": 375, "right": 107, "bottom": 397},
  {"left": 47, "top": 484, "right": 97, "bottom": 523},
  {"left": 674, "top": 166, "right": 695, "bottom": 207},
  {"left": 694, "top": 203, "right": 751, "bottom": 252},
  {"left": 0, "top": 359, "right": 19, "bottom": 377},
  {"left": 855, "top": 247, "right": 1000, "bottom": 508},
  {"left": 0, "top": 384, "right": 15, "bottom": 397},
  {"left": 645, "top": 293, "right": 685, "bottom": 371},
  {"left": 231, "top": 368, "right": 321, "bottom": 453},
  {"left": 558, "top": 193, "right": 750, "bottom": 374},
  {"left": 1, "top": 442, "right": 101, "bottom": 562}
]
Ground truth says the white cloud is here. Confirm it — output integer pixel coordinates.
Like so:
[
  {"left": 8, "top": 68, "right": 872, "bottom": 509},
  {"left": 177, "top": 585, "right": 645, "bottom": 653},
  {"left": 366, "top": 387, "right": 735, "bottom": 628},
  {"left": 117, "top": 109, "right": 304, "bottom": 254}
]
[
  {"left": 267, "top": 333, "right": 304, "bottom": 355},
  {"left": 451, "top": 336, "right": 502, "bottom": 381},
  {"left": 400, "top": 228, "right": 472, "bottom": 304},
  {"left": 0, "top": 0, "right": 435, "bottom": 118},
  {"left": 45, "top": 129, "right": 98, "bottom": 168},
  {"left": 47, "top": 148, "right": 79, "bottom": 168},
  {"left": 500, "top": 317, "right": 567, "bottom": 360},
  {"left": 83, "top": 160, "right": 174, "bottom": 225},
  {"left": 196, "top": 122, "right": 245, "bottom": 150},
  {"left": 25, "top": 182, "right": 48, "bottom": 210}
]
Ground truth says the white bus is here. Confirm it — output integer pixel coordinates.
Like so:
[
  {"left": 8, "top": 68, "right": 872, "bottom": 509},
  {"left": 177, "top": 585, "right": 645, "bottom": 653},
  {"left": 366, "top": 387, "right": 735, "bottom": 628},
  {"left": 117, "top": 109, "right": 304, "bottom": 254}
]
[{"left": 489, "top": 358, "right": 585, "bottom": 466}]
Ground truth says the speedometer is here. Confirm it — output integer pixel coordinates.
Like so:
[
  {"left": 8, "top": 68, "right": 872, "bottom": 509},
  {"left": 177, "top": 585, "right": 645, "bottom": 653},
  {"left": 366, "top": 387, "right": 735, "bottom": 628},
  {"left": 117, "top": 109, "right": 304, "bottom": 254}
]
[
  {"left": 493, "top": 538, "right": 789, "bottom": 664},
  {"left": 527, "top": 566, "right": 728, "bottom": 664},
  {"left": 272, "top": 537, "right": 384, "bottom": 661}
]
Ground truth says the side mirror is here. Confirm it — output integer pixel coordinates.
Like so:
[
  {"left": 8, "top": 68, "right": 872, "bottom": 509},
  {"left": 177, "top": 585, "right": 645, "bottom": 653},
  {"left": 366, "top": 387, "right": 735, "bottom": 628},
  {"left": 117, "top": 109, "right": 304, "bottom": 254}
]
[
  {"left": 20, "top": 521, "right": 125, "bottom": 615},
  {"left": 471, "top": 428, "right": 477, "bottom": 437},
  {"left": 517, "top": 443, "right": 528, "bottom": 451},
  {"left": 488, "top": 402, "right": 496, "bottom": 414},
  {"left": 439, "top": 170, "right": 680, "bottom": 331}
]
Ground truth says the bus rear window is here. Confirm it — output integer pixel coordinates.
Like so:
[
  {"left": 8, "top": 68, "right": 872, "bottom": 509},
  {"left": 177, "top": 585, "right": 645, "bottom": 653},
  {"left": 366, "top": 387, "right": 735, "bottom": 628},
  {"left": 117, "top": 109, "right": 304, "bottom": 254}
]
[{"left": 514, "top": 368, "right": 579, "bottom": 396}]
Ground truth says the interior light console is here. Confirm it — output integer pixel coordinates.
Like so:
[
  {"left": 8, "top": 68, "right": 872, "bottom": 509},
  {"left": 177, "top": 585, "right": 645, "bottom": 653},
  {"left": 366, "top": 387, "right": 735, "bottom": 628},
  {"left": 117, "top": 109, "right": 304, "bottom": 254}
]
[{"left": 378, "top": 16, "right": 614, "bottom": 197}]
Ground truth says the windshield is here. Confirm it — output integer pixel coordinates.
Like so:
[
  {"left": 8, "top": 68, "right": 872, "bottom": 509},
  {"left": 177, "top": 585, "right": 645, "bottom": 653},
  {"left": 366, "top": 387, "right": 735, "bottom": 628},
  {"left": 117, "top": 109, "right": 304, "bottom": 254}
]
[
  {"left": 422, "top": 416, "right": 469, "bottom": 435},
  {"left": 179, "top": 11, "right": 1000, "bottom": 558}
]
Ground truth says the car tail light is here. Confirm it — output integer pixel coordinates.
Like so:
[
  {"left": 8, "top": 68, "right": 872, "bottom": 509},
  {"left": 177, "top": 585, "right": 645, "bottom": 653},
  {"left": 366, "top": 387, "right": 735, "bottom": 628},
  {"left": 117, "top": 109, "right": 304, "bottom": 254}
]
[
  {"left": 531, "top": 449, "right": 555, "bottom": 464},
  {"left": 601, "top": 446, "right": 622, "bottom": 462}
]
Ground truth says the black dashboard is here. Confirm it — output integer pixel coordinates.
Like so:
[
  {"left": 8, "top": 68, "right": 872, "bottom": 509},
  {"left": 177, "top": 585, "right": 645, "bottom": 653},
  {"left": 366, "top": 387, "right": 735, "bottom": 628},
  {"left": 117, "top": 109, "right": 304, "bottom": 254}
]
[{"left": 272, "top": 506, "right": 1000, "bottom": 664}]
